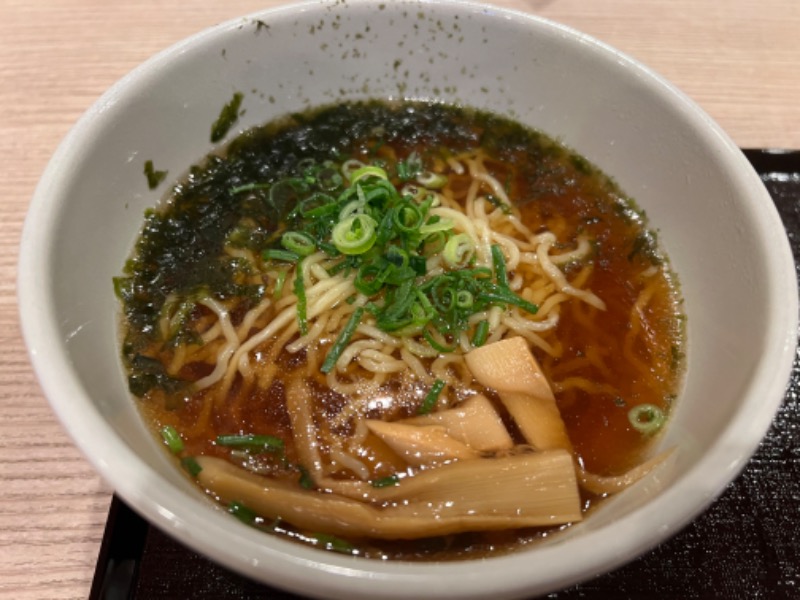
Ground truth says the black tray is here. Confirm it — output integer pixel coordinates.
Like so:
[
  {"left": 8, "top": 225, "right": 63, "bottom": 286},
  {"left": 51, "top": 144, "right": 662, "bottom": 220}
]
[{"left": 90, "top": 149, "right": 800, "bottom": 600}]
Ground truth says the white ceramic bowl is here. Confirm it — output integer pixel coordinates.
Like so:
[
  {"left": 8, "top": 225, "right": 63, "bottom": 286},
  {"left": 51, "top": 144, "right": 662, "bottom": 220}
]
[{"left": 18, "top": 1, "right": 797, "bottom": 598}]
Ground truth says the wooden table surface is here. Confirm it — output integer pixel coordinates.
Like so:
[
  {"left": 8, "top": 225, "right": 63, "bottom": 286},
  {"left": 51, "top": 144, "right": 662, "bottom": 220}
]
[{"left": 1, "top": 1, "right": 798, "bottom": 598}]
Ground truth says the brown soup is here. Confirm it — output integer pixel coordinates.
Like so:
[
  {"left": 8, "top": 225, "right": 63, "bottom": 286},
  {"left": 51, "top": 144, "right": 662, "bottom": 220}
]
[{"left": 115, "top": 100, "right": 684, "bottom": 560}]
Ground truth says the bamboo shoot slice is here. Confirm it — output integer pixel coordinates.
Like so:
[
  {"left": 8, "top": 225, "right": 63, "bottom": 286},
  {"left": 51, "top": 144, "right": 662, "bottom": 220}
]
[
  {"left": 401, "top": 394, "right": 513, "bottom": 452},
  {"left": 195, "top": 450, "right": 582, "bottom": 540},
  {"left": 365, "top": 420, "right": 479, "bottom": 466},
  {"left": 499, "top": 391, "right": 572, "bottom": 452},
  {"left": 465, "top": 337, "right": 571, "bottom": 452},
  {"left": 465, "top": 336, "right": 554, "bottom": 399}
]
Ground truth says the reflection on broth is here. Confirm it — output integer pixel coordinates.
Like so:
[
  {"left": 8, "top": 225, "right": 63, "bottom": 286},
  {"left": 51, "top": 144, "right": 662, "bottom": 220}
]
[{"left": 115, "top": 100, "right": 685, "bottom": 560}]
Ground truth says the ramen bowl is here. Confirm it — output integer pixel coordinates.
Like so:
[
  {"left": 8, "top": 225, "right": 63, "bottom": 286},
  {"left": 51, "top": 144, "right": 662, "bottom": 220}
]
[{"left": 18, "top": 0, "right": 797, "bottom": 598}]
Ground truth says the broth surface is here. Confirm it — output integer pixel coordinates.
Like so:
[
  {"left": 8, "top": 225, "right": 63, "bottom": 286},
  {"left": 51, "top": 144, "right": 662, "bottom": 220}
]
[{"left": 116, "top": 100, "right": 684, "bottom": 560}]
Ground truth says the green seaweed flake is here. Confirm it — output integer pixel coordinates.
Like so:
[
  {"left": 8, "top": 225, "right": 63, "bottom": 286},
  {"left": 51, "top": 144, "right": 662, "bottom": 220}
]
[{"left": 210, "top": 92, "right": 244, "bottom": 143}]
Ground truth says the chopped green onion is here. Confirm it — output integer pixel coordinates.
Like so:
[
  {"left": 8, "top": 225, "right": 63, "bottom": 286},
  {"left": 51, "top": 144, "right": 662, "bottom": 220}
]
[
  {"left": 443, "top": 233, "right": 475, "bottom": 269},
  {"left": 216, "top": 433, "right": 285, "bottom": 453},
  {"left": 268, "top": 178, "right": 305, "bottom": 213},
  {"left": 354, "top": 262, "right": 387, "bottom": 296},
  {"left": 298, "top": 466, "right": 314, "bottom": 489},
  {"left": 263, "top": 249, "right": 300, "bottom": 263},
  {"left": 314, "top": 533, "right": 358, "bottom": 555},
  {"left": 364, "top": 179, "right": 397, "bottom": 205},
  {"left": 472, "top": 320, "right": 490, "bottom": 347},
  {"left": 321, "top": 307, "right": 365, "bottom": 373},
  {"left": 372, "top": 210, "right": 397, "bottom": 250},
  {"left": 281, "top": 231, "right": 316, "bottom": 256},
  {"left": 392, "top": 202, "right": 424, "bottom": 234},
  {"left": 318, "top": 241, "right": 340, "bottom": 256},
  {"left": 297, "top": 157, "right": 316, "bottom": 173},
  {"left": 293, "top": 262, "right": 308, "bottom": 335},
  {"left": 228, "top": 501, "right": 259, "bottom": 525},
  {"left": 332, "top": 214, "right": 378, "bottom": 255},
  {"left": 478, "top": 289, "right": 538, "bottom": 315},
  {"left": 423, "top": 328, "right": 458, "bottom": 353},
  {"left": 397, "top": 151, "right": 422, "bottom": 182},
  {"left": 371, "top": 475, "right": 400, "bottom": 488},
  {"left": 628, "top": 404, "right": 666, "bottom": 435},
  {"left": 350, "top": 165, "right": 388, "bottom": 184},
  {"left": 181, "top": 456, "right": 203, "bottom": 477},
  {"left": 341, "top": 159, "right": 366, "bottom": 181},
  {"left": 486, "top": 194, "right": 512, "bottom": 214},
  {"left": 372, "top": 279, "right": 417, "bottom": 331},
  {"left": 465, "top": 266, "right": 494, "bottom": 279},
  {"left": 223, "top": 156, "right": 543, "bottom": 357},
  {"left": 418, "top": 379, "right": 446, "bottom": 415},
  {"left": 416, "top": 170, "right": 448, "bottom": 189},
  {"left": 429, "top": 283, "right": 456, "bottom": 313},
  {"left": 409, "top": 255, "right": 427, "bottom": 275},
  {"left": 422, "top": 230, "right": 447, "bottom": 254},
  {"left": 160, "top": 425, "right": 184, "bottom": 454},
  {"left": 385, "top": 246, "right": 410, "bottom": 269},
  {"left": 400, "top": 183, "right": 427, "bottom": 201},
  {"left": 455, "top": 290, "right": 473, "bottom": 309},
  {"left": 273, "top": 270, "right": 287, "bottom": 297},
  {"left": 300, "top": 193, "right": 338, "bottom": 219},
  {"left": 317, "top": 167, "right": 344, "bottom": 191},
  {"left": 230, "top": 182, "right": 271, "bottom": 195},
  {"left": 491, "top": 244, "right": 509, "bottom": 288},
  {"left": 338, "top": 199, "right": 364, "bottom": 221},
  {"left": 419, "top": 216, "right": 454, "bottom": 236}
]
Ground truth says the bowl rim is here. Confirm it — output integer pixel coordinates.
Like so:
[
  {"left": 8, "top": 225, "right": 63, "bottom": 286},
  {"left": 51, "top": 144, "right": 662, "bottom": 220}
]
[{"left": 17, "top": 1, "right": 798, "bottom": 598}]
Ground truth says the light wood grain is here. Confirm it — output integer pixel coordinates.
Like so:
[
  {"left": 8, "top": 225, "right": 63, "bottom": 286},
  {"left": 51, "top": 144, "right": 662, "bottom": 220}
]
[{"left": 1, "top": 1, "right": 798, "bottom": 598}]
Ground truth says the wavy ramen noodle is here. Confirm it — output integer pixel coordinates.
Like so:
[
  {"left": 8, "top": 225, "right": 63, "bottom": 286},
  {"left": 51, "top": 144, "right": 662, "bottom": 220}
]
[{"left": 115, "top": 101, "right": 685, "bottom": 560}]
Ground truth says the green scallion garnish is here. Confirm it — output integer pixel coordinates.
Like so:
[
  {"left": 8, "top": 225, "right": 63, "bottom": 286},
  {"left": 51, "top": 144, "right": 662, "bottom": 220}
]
[
  {"left": 228, "top": 501, "right": 259, "bottom": 525},
  {"left": 628, "top": 404, "right": 666, "bottom": 435},
  {"left": 486, "top": 193, "right": 512, "bottom": 214},
  {"left": 418, "top": 379, "right": 446, "bottom": 415},
  {"left": 491, "top": 244, "right": 509, "bottom": 288},
  {"left": 332, "top": 214, "right": 378, "bottom": 255},
  {"left": 443, "top": 233, "right": 475, "bottom": 268},
  {"left": 396, "top": 151, "right": 422, "bottom": 182},
  {"left": 478, "top": 289, "right": 539, "bottom": 315},
  {"left": 160, "top": 425, "right": 184, "bottom": 454},
  {"left": 416, "top": 170, "right": 447, "bottom": 189},
  {"left": 321, "top": 307, "right": 365, "bottom": 373},
  {"left": 181, "top": 456, "right": 203, "bottom": 477},
  {"left": 349, "top": 165, "right": 389, "bottom": 184},
  {"left": 392, "top": 202, "right": 424, "bottom": 234},
  {"left": 418, "top": 215, "right": 448, "bottom": 234},
  {"left": 298, "top": 466, "right": 314, "bottom": 489},
  {"left": 262, "top": 249, "right": 300, "bottom": 262},
  {"left": 294, "top": 260, "right": 308, "bottom": 335},
  {"left": 313, "top": 533, "right": 358, "bottom": 555},
  {"left": 230, "top": 182, "right": 271, "bottom": 195},
  {"left": 472, "top": 320, "right": 490, "bottom": 347},
  {"left": 371, "top": 475, "right": 400, "bottom": 488},
  {"left": 281, "top": 231, "right": 316, "bottom": 256},
  {"left": 252, "top": 157, "right": 544, "bottom": 357},
  {"left": 216, "top": 433, "right": 284, "bottom": 453},
  {"left": 273, "top": 270, "right": 287, "bottom": 298},
  {"left": 423, "top": 328, "right": 458, "bottom": 353}
]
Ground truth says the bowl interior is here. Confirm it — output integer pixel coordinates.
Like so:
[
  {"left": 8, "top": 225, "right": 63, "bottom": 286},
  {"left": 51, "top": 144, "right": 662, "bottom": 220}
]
[{"left": 19, "top": 1, "right": 797, "bottom": 599}]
